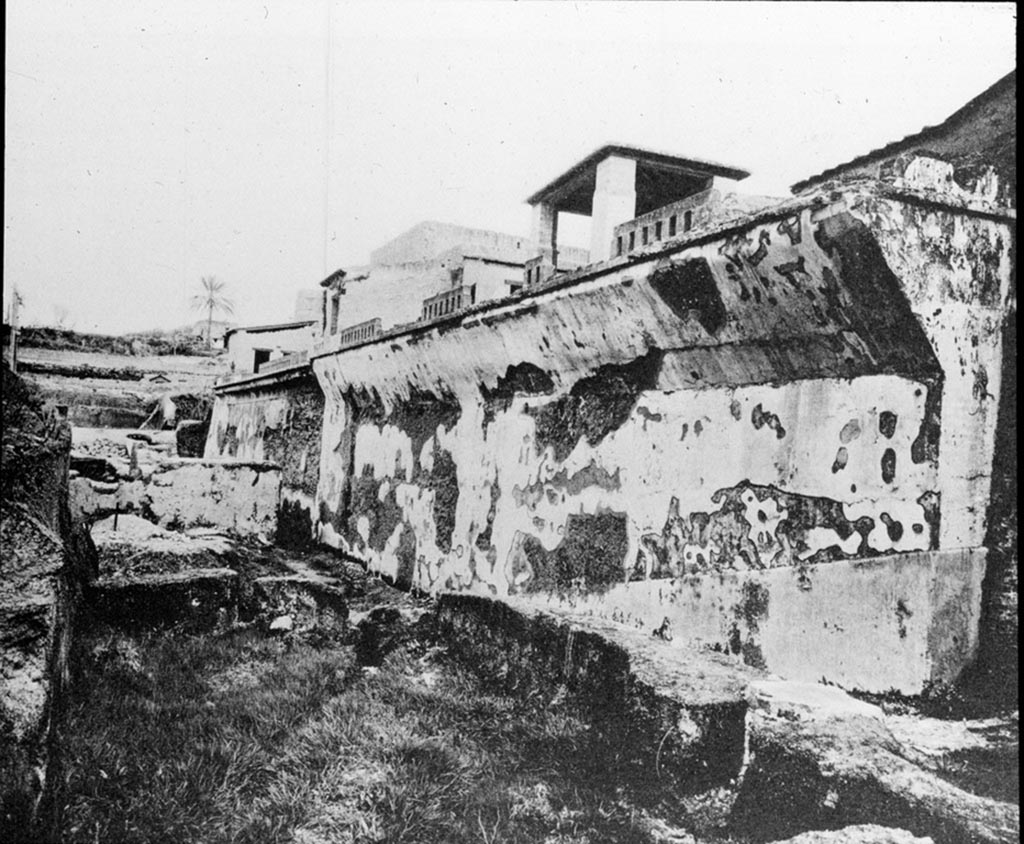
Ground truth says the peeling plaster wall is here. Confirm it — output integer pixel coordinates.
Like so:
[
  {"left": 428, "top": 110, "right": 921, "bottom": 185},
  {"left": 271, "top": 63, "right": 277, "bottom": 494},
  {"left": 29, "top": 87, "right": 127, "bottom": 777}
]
[
  {"left": 845, "top": 189, "right": 1016, "bottom": 682},
  {"left": 846, "top": 194, "right": 1012, "bottom": 549},
  {"left": 250, "top": 180, "right": 1012, "bottom": 695},
  {"left": 303, "top": 186, "right": 1017, "bottom": 692},
  {"left": 204, "top": 377, "right": 324, "bottom": 546}
]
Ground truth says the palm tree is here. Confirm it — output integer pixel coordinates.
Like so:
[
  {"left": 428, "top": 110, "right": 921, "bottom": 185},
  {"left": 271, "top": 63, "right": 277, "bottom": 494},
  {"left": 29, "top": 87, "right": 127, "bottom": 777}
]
[{"left": 190, "top": 276, "right": 234, "bottom": 349}]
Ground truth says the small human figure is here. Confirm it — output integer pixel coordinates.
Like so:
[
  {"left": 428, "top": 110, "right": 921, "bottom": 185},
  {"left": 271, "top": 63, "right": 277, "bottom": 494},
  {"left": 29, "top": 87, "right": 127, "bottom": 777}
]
[{"left": 652, "top": 617, "right": 673, "bottom": 641}]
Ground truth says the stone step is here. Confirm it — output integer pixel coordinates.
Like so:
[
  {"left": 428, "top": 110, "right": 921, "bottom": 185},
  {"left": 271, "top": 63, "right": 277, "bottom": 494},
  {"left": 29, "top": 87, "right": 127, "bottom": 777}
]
[
  {"left": 89, "top": 568, "right": 240, "bottom": 632},
  {"left": 435, "top": 594, "right": 1019, "bottom": 844},
  {"left": 435, "top": 593, "right": 762, "bottom": 792},
  {"left": 89, "top": 569, "right": 352, "bottom": 638},
  {"left": 729, "top": 681, "right": 1019, "bottom": 844}
]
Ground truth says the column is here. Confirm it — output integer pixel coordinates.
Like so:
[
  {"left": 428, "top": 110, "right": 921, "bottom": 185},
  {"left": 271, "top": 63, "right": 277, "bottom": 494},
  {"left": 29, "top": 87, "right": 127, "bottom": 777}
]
[
  {"left": 530, "top": 201, "right": 557, "bottom": 265},
  {"left": 590, "top": 155, "right": 637, "bottom": 263}
]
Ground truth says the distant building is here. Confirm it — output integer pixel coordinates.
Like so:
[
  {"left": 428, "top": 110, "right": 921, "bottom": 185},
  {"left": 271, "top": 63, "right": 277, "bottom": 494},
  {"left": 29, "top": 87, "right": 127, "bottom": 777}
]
[
  {"left": 319, "top": 221, "right": 589, "bottom": 345},
  {"left": 187, "top": 319, "right": 233, "bottom": 349},
  {"left": 224, "top": 321, "right": 316, "bottom": 375},
  {"left": 315, "top": 165, "right": 787, "bottom": 350},
  {"left": 293, "top": 289, "right": 324, "bottom": 325}
]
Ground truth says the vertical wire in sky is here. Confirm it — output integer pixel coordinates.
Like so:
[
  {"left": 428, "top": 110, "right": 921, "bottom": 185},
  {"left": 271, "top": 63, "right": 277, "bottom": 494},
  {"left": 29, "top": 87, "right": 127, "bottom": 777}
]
[{"left": 323, "top": 0, "right": 332, "bottom": 278}]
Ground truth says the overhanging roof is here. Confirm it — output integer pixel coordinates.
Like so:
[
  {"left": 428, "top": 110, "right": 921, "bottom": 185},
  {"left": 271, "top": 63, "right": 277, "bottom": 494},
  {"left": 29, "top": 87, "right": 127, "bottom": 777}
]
[
  {"left": 526, "top": 144, "right": 750, "bottom": 215},
  {"left": 224, "top": 320, "right": 314, "bottom": 340}
]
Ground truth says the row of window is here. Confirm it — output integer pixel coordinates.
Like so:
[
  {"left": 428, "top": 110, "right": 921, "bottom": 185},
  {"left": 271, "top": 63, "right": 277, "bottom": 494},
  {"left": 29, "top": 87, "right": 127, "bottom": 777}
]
[
  {"left": 422, "top": 285, "right": 476, "bottom": 321},
  {"left": 339, "top": 324, "right": 380, "bottom": 344},
  {"left": 336, "top": 318, "right": 382, "bottom": 345},
  {"left": 524, "top": 264, "right": 544, "bottom": 286},
  {"left": 616, "top": 209, "right": 694, "bottom": 257}
]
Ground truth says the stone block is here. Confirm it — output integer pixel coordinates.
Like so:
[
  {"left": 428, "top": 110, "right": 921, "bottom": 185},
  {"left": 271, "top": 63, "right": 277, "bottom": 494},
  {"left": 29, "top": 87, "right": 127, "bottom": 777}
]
[
  {"left": 558, "top": 547, "right": 988, "bottom": 695},
  {"left": 436, "top": 594, "right": 760, "bottom": 793},
  {"left": 249, "top": 575, "right": 348, "bottom": 635},
  {"left": 730, "top": 680, "right": 1019, "bottom": 844},
  {"left": 175, "top": 419, "right": 208, "bottom": 458},
  {"left": 89, "top": 568, "right": 239, "bottom": 632}
]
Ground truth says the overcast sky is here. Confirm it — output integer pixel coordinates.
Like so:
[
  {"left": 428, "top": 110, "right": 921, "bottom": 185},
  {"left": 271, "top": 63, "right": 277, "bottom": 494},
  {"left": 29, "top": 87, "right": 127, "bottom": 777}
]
[{"left": 4, "top": 1, "right": 1016, "bottom": 334}]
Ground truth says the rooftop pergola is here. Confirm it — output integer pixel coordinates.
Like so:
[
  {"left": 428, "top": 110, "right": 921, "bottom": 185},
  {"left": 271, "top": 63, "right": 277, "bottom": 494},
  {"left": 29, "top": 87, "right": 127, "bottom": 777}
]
[{"left": 526, "top": 144, "right": 750, "bottom": 270}]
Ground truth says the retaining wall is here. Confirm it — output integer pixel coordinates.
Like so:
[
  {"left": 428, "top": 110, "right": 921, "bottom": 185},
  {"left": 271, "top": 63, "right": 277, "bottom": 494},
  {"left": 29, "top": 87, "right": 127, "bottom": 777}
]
[
  {"left": 204, "top": 374, "right": 323, "bottom": 547},
  {"left": 306, "top": 181, "right": 1013, "bottom": 694}
]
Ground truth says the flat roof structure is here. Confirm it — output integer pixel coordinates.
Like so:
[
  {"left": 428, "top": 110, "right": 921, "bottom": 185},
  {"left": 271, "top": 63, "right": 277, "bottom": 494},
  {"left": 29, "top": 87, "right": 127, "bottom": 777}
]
[
  {"left": 224, "top": 320, "right": 314, "bottom": 340},
  {"left": 525, "top": 143, "right": 751, "bottom": 268},
  {"left": 527, "top": 143, "right": 750, "bottom": 217}
]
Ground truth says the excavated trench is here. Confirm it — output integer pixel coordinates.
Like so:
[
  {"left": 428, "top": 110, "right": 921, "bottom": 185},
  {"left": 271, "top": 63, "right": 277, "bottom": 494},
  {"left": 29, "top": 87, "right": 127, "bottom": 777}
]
[
  {"left": 57, "top": 526, "right": 1019, "bottom": 844},
  {"left": 6, "top": 361, "right": 1018, "bottom": 844}
]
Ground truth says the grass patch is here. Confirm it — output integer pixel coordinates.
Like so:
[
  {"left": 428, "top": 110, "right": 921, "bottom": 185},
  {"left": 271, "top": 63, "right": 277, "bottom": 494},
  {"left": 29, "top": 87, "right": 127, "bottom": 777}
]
[{"left": 60, "top": 628, "right": 714, "bottom": 843}]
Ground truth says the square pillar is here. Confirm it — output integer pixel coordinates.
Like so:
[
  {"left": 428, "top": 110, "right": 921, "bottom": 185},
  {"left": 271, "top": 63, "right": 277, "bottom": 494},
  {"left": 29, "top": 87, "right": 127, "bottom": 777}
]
[
  {"left": 590, "top": 156, "right": 636, "bottom": 263},
  {"left": 530, "top": 201, "right": 558, "bottom": 266}
]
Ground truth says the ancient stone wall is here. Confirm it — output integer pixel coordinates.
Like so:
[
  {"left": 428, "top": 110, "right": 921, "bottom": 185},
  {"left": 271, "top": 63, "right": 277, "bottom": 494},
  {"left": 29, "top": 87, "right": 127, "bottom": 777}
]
[
  {"left": 69, "top": 458, "right": 281, "bottom": 540},
  {"left": 309, "top": 183, "right": 1013, "bottom": 695},
  {"left": 204, "top": 375, "right": 324, "bottom": 546},
  {"left": 1, "top": 365, "right": 95, "bottom": 841}
]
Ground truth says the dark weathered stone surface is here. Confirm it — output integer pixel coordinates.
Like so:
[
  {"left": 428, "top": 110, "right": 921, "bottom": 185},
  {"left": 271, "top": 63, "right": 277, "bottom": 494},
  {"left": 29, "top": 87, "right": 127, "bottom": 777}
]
[
  {"left": 276, "top": 495, "right": 318, "bottom": 550},
  {"left": 731, "top": 682, "right": 1019, "bottom": 844},
  {"left": 1, "top": 365, "right": 94, "bottom": 842},
  {"left": 975, "top": 306, "right": 1017, "bottom": 707},
  {"left": 247, "top": 575, "right": 349, "bottom": 636},
  {"left": 260, "top": 379, "right": 325, "bottom": 498},
  {"left": 175, "top": 419, "right": 209, "bottom": 458},
  {"left": 527, "top": 349, "right": 662, "bottom": 462},
  {"left": 352, "top": 606, "right": 419, "bottom": 666},
  {"left": 436, "top": 594, "right": 759, "bottom": 793},
  {"left": 0, "top": 508, "right": 68, "bottom": 842},
  {"left": 88, "top": 569, "right": 239, "bottom": 632},
  {"left": 515, "top": 510, "right": 630, "bottom": 594}
]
